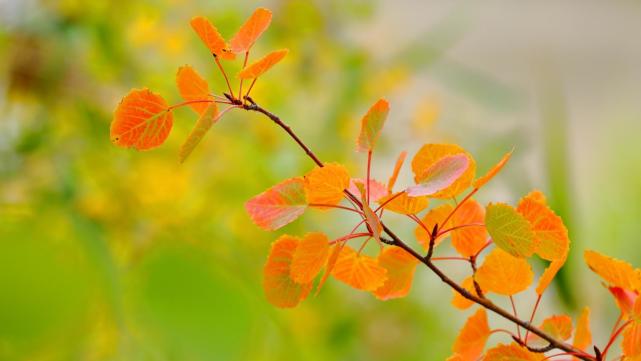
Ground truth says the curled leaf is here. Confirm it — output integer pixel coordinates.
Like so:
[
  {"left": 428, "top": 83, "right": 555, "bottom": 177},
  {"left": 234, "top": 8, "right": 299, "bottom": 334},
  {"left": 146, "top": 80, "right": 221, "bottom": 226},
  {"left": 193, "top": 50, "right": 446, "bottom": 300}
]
[
  {"left": 263, "top": 235, "right": 313, "bottom": 308},
  {"left": 411, "top": 144, "right": 476, "bottom": 198},
  {"left": 473, "top": 149, "right": 513, "bottom": 189},
  {"left": 356, "top": 98, "right": 390, "bottom": 152},
  {"left": 245, "top": 177, "right": 307, "bottom": 231},
  {"left": 387, "top": 150, "right": 407, "bottom": 192},
  {"left": 230, "top": 8, "right": 272, "bottom": 54},
  {"left": 239, "top": 49, "right": 289, "bottom": 79},
  {"left": 407, "top": 154, "right": 470, "bottom": 197}
]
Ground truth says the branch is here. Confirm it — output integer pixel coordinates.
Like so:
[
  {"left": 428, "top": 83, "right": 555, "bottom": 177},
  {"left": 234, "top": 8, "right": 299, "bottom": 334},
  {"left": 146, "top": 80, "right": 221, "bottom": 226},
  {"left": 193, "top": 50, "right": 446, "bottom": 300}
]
[{"left": 242, "top": 100, "right": 596, "bottom": 361}]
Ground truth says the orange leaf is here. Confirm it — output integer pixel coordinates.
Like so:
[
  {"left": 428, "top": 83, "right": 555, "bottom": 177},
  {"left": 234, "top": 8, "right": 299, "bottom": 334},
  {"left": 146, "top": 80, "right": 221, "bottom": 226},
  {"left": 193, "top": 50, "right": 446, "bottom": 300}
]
[
  {"left": 378, "top": 191, "right": 428, "bottom": 215},
  {"left": 411, "top": 144, "right": 476, "bottom": 199},
  {"left": 176, "top": 65, "right": 214, "bottom": 115},
  {"left": 356, "top": 98, "right": 390, "bottom": 152},
  {"left": 348, "top": 178, "right": 389, "bottom": 203},
  {"left": 609, "top": 286, "right": 638, "bottom": 316},
  {"left": 452, "top": 276, "right": 476, "bottom": 310},
  {"left": 473, "top": 149, "right": 513, "bottom": 189},
  {"left": 584, "top": 250, "right": 641, "bottom": 292},
  {"left": 622, "top": 297, "right": 641, "bottom": 357},
  {"left": 190, "top": 16, "right": 235, "bottom": 60},
  {"left": 476, "top": 248, "right": 533, "bottom": 296},
  {"left": 331, "top": 245, "right": 387, "bottom": 291},
  {"left": 517, "top": 190, "right": 569, "bottom": 261},
  {"left": 528, "top": 315, "right": 572, "bottom": 346},
  {"left": 290, "top": 232, "right": 329, "bottom": 284},
  {"left": 239, "top": 49, "right": 289, "bottom": 79},
  {"left": 484, "top": 343, "right": 545, "bottom": 361},
  {"left": 263, "top": 235, "right": 313, "bottom": 308},
  {"left": 316, "top": 242, "right": 344, "bottom": 295},
  {"left": 304, "top": 163, "right": 350, "bottom": 207},
  {"left": 178, "top": 102, "right": 219, "bottom": 163},
  {"left": 407, "top": 154, "right": 470, "bottom": 197},
  {"left": 388, "top": 151, "right": 407, "bottom": 192},
  {"left": 573, "top": 307, "right": 592, "bottom": 353},
  {"left": 229, "top": 8, "right": 272, "bottom": 54},
  {"left": 415, "top": 203, "right": 454, "bottom": 251},
  {"left": 110, "top": 88, "right": 173, "bottom": 151},
  {"left": 485, "top": 203, "right": 536, "bottom": 258},
  {"left": 450, "top": 199, "right": 487, "bottom": 258},
  {"left": 245, "top": 177, "right": 307, "bottom": 231},
  {"left": 373, "top": 246, "right": 418, "bottom": 300},
  {"left": 452, "top": 308, "right": 490, "bottom": 361},
  {"left": 535, "top": 257, "right": 566, "bottom": 295}
]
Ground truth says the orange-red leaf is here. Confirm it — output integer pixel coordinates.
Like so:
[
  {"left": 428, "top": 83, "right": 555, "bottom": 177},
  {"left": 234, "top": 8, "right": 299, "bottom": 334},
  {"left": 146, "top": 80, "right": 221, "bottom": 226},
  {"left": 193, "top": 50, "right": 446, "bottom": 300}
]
[
  {"left": 473, "top": 149, "right": 513, "bottom": 189},
  {"left": 304, "top": 163, "right": 350, "bottom": 207},
  {"left": 408, "top": 154, "right": 470, "bottom": 197},
  {"left": 452, "top": 308, "right": 490, "bottom": 361},
  {"left": 450, "top": 199, "right": 487, "bottom": 258},
  {"left": 536, "top": 257, "right": 566, "bottom": 295},
  {"left": 415, "top": 203, "right": 454, "bottom": 251},
  {"left": 331, "top": 245, "right": 387, "bottom": 291},
  {"left": 584, "top": 250, "right": 641, "bottom": 292},
  {"left": 517, "top": 191, "right": 569, "bottom": 261},
  {"left": 476, "top": 248, "right": 534, "bottom": 296},
  {"left": 176, "top": 65, "right": 213, "bottom": 115},
  {"left": 239, "top": 49, "right": 289, "bottom": 79},
  {"left": 229, "top": 8, "right": 272, "bottom": 54},
  {"left": 356, "top": 98, "right": 390, "bottom": 152},
  {"left": 316, "top": 242, "right": 344, "bottom": 295},
  {"left": 528, "top": 315, "right": 572, "bottom": 346},
  {"left": 609, "top": 286, "right": 638, "bottom": 316},
  {"left": 411, "top": 144, "right": 476, "bottom": 199},
  {"left": 178, "top": 102, "right": 219, "bottom": 163},
  {"left": 290, "top": 232, "right": 329, "bottom": 284},
  {"left": 484, "top": 343, "right": 544, "bottom": 361},
  {"left": 263, "top": 235, "right": 313, "bottom": 308},
  {"left": 388, "top": 151, "right": 407, "bottom": 192},
  {"left": 373, "top": 246, "right": 418, "bottom": 300},
  {"left": 622, "top": 297, "right": 641, "bottom": 357},
  {"left": 573, "top": 307, "right": 592, "bottom": 353},
  {"left": 110, "top": 88, "right": 173, "bottom": 151},
  {"left": 485, "top": 203, "right": 536, "bottom": 258},
  {"left": 190, "top": 16, "right": 234, "bottom": 60},
  {"left": 378, "top": 191, "right": 428, "bottom": 215},
  {"left": 348, "top": 178, "right": 389, "bottom": 203},
  {"left": 452, "top": 276, "right": 476, "bottom": 310},
  {"left": 245, "top": 177, "right": 307, "bottom": 230}
]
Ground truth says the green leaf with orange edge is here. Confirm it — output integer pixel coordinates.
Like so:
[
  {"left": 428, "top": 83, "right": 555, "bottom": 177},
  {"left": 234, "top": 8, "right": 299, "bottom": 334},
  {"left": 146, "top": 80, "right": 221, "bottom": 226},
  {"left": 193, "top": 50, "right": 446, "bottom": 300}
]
[
  {"left": 263, "top": 235, "right": 313, "bottom": 308},
  {"left": 304, "top": 163, "right": 350, "bottom": 207},
  {"left": 527, "top": 315, "right": 572, "bottom": 346},
  {"left": 176, "top": 65, "right": 214, "bottom": 115},
  {"left": 373, "top": 246, "right": 418, "bottom": 300},
  {"left": 378, "top": 191, "right": 428, "bottom": 215},
  {"left": 407, "top": 154, "right": 470, "bottom": 197},
  {"left": 110, "top": 88, "right": 173, "bottom": 151},
  {"left": 573, "top": 307, "right": 592, "bottom": 353},
  {"left": 290, "top": 232, "right": 329, "bottom": 284},
  {"left": 584, "top": 250, "right": 641, "bottom": 292},
  {"left": 473, "top": 149, "right": 513, "bottom": 189},
  {"left": 450, "top": 199, "right": 487, "bottom": 258},
  {"left": 476, "top": 248, "right": 533, "bottom": 296},
  {"left": 415, "top": 203, "right": 454, "bottom": 251},
  {"left": 485, "top": 203, "right": 536, "bottom": 258},
  {"left": 190, "top": 16, "right": 235, "bottom": 60},
  {"left": 239, "top": 49, "right": 289, "bottom": 79},
  {"left": 411, "top": 144, "right": 476, "bottom": 199},
  {"left": 484, "top": 343, "right": 545, "bottom": 361},
  {"left": 331, "top": 245, "right": 387, "bottom": 291},
  {"left": 229, "top": 8, "right": 272, "bottom": 54},
  {"left": 451, "top": 308, "right": 490, "bottom": 361},
  {"left": 356, "top": 98, "right": 390, "bottom": 152},
  {"left": 245, "top": 177, "right": 307, "bottom": 231},
  {"left": 178, "top": 102, "right": 219, "bottom": 163},
  {"left": 517, "top": 190, "right": 569, "bottom": 261},
  {"left": 387, "top": 150, "right": 407, "bottom": 192}
]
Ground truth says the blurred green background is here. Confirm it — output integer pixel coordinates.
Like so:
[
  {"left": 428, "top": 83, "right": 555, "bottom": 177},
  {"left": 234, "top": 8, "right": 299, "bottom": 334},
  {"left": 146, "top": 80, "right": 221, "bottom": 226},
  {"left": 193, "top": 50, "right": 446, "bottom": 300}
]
[{"left": 1, "top": 0, "right": 641, "bottom": 360}]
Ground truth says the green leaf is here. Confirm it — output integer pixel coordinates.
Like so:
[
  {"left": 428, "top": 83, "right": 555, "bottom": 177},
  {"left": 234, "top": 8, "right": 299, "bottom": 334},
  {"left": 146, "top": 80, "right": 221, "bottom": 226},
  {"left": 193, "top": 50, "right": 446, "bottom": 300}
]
[
  {"left": 178, "top": 102, "right": 218, "bottom": 163},
  {"left": 485, "top": 203, "right": 536, "bottom": 258}
]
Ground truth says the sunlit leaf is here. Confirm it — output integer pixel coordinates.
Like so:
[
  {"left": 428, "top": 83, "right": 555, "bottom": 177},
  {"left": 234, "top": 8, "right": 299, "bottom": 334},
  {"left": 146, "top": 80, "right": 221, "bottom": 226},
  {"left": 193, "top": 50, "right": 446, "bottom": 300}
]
[
  {"left": 245, "top": 177, "right": 307, "bottom": 230},
  {"left": 473, "top": 149, "right": 513, "bottom": 189},
  {"left": 178, "top": 102, "right": 219, "bottom": 163},
  {"left": 110, "top": 88, "right": 173, "bottom": 151},
  {"left": 290, "top": 232, "right": 329, "bottom": 284},
  {"left": 176, "top": 65, "right": 214, "bottom": 115},
  {"left": 238, "top": 49, "right": 289, "bottom": 79},
  {"left": 373, "top": 246, "right": 418, "bottom": 300},
  {"left": 378, "top": 191, "right": 428, "bottom": 215},
  {"left": 528, "top": 315, "right": 572, "bottom": 346},
  {"left": 229, "top": 8, "right": 272, "bottom": 54},
  {"left": 485, "top": 203, "right": 536, "bottom": 258},
  {"left": 476, "top": 248, "right": 533, "bottom": 296},
  {"left": 263, "top": 235, "right": 313, "bottom": 308},
  {"left": 536, "top": 257, "right": 566, "bottom": 295},
  {"left": 304, "top": 163, "right": 350, "bottom": 207},
  {"left": 388, "top": 151, "right": 407, "bottom": 192},
  {"left": 356, "top": 98, "right": 390, "bottom": 152},
  {"left": 348, "top": 178, "right": 389, "bottom": 203},
  {"left": 452, "top": 276, "right": 475, "bottom": 310},
  {"left": 407, "top": 154, "right": 470, "bottom": 197},
  {"left": 484, "top": 343, "right": 544, "bottom": 361},
  {"left": 573, "top": 307, "right": 592, "bottom": 352},
  {"left": 608, "top": 286, "right": 638, "bottom": 316},
  {"left": 517, "top": 190, "right": 569, "bottom": 261},
  {"left": 316, "top": 242, "right": 344, "bottom": 295},
  {"left": 452, "top": 308, "right": 490, "bottom": 361},
  {"left": 331, "top": 245, "right": 387, "bottom": 291},
  {"left": 411, "top": 144, "right": 476, "bottom": 198},
  {"left": 622, "top": 297, "right": 641, "bottom": 357},
  {"left": 450, "top": 199, "right": 487, "bottom": 258},
  {"left": 584, "top": 250, "right": 641, "bottom": 292},
  {"left": 415, "top": 203, "right": 454, "bottom": 251},
  {"left": 190, "top": 16, "right": 235, "bottom": 60}
]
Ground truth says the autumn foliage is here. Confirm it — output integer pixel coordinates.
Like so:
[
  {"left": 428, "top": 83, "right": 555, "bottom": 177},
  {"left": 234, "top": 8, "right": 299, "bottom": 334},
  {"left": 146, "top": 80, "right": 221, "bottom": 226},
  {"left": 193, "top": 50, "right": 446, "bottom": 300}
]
[{"left": 110, "top": 7, "right": 641, "bottom": 361}]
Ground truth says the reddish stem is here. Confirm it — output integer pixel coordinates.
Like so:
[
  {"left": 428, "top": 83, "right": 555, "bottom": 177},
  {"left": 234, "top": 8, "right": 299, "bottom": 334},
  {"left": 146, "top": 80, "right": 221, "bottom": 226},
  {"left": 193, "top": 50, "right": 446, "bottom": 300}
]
[
  {"left": 309, "top": 203, "right": 364, "bottom": 215},
  {"left": 431, "top": 256, "right": 469, "bottom": 262},
  {"left": 239, "top": 51, "right": 249, "bottom": 103},
  {"left": 374, "top": 190, "right": 404, "bottom": 212},
  {"left": 436, "top": 223, "right": 485, "bottom": 238},
  {"left": 510, "top": 295, "right": 523, "bottom": 340},
  {"left": 524, "top": 294, "right": 542, "bottom": 342},
  {"left": 441, "top": 188, "right": 479, "bottom": 227},
  {"left": 601, "top": 319, "right": 632, "bottom": 359},
  {"left": 366, "top": 150, "right": 372, "bottom": 203},
  {"left": 214, "top": 56, "right": 235, "bottom": 99}
]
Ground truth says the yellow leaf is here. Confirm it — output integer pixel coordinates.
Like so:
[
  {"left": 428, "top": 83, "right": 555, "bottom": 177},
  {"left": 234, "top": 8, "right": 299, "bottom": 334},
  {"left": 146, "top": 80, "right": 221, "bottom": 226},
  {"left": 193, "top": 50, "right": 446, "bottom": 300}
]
[
  {"left": 484, "top": 343, "right": 545, "bottom": 361},
  {"left": 476, "top": 248, "right": 533, "bottom": 296},
  {"left": 378, "top": 191, "right": 428, "bottom": 215},
  {"left": 373, "top": 246, "right": 418, "bottom": 300},
  {"left": 415, "top": 203, "right": 454, "bottom": 251},
  {"left": 517, "top": 190, "right": 569, "bottom": 261},
  {"left": 452, "top": 276, "right": 476, "bottom": 310},
  {"left": 528, "top": 315, "right": 572, "bottom": 346},
  {"left": 584, "top": 250, "right": 641, "bottom": 292},
  {"left": 304, "top": 163, "right": 350, "bottom": 207},
  {"left": 536, "top": 257, "right": 566, "bottom": 295},
  {"left": 573, "top": 307, "right": 592, "bottom": 353},
  {"left": 331, "top": 245, "right": 387, "bottom": 291}
]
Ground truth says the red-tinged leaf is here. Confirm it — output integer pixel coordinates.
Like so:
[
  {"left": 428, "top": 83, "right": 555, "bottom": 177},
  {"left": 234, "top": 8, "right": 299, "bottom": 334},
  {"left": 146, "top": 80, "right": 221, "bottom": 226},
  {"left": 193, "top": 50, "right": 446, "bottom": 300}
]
[
  {"left": 473, "top": 149, "right": 513, "bottom": 189},
  {"left": 517, "top": 191, "right": 569, "bottom": 261},
  {"left": 348, "top": 178, "right": 389, "bottom": 203},
  {"left": 176, "top": 65, "right": 214, "bottom": 115},
  {"left": 263, "top": 235, "right": 313, "bottom": 308},
  {"left": 452, "top": 308, "right": 490, "bottom": 361},
  {"left": 245, "top": 177, "right": 307, "bottom": 231},
  {"left": 527, "top": 315, "right": 572, "bottom": 346},
  {"left": 290, "top": 232, "right": 329, "bottom": 284},
  {"left": 407, "top": 154, "right": 470, "bottom": 197},
  {"left": 110, "top": 88, "right": 173, "bottom": 151},
  {"left": 476, "top": 248, "right": 534, "bottom": 296},
  {"left": 190, "top": 16, "right": 235, "bottom": 60},
  {"left": 316, "top": 242, "right": 344, "bottom": 295},
  {"left": 331, "top": 245, "right": 387, "bottom": 291},
  {"left": 411, "top": 144, "right": 476, "bottom": 199},
  {"left": 178, "top": 102, "right": 219, "bottom": 163},
  {"left": 622, "top": 297, "right": 641, "bottom": 357},
  {"left": 484, "top": 343, "right": 545, "bottom": 361},
  {"left": 356, "top": 98, "right": 390, "bottom": 152},
  {"left": 229, "top": 8, "right": 272, "bottom": 54},
  {"left": 452, "top": 277, "right": 475, "bottom": 310},
  {"left": 485, "top": 203, "right": 536, "bottom": 258},
  {"left": 584, "top": 250, "right": 641, "bottom": 292},
  {"left": 304, "top": 163, "right": 350, "bottom": 207},
  {"left": 573, "top": 307, "right": 592, "bottom": 353},
  {"left": 388, "top": 150, "right": 407, "bottom": 192},
  {"left": 378, "top": 191, "right": 428, "bottom": 215},
  {"left": 239, "top": 49, "right": 288, "bottom": 79},
  {"left": 415, "top": 203, "right": 454, "bottom": 251},
  {"left": 450, "top": 199, "right": 487, "bottom": 258},
  {"left": 354, "top": 182, "right": 383, "bottom": 243},
  {"left": 608, "top": 286, "right": 638, "bottom": 316},
  {"left": 373, "top": 246, "right": 418, "bottom": 300},
  {"left": 536, "top": 257, "right": 566, "bottom": 295}
]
